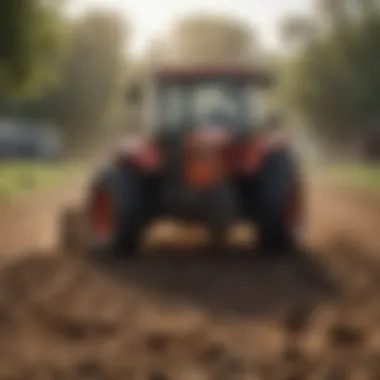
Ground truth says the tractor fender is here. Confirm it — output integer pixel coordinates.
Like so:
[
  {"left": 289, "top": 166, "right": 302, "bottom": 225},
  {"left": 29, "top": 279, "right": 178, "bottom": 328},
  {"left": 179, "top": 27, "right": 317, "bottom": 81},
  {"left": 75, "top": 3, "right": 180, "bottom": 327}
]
[
  {"left": 87, "top": 164, "right": 143, "bottom": 220},
  {"left": 237, "top": 131, "right": 291, "bottom": 174},
  {"left": 114, "top": 135, "right": 162, "bottom": 173}
]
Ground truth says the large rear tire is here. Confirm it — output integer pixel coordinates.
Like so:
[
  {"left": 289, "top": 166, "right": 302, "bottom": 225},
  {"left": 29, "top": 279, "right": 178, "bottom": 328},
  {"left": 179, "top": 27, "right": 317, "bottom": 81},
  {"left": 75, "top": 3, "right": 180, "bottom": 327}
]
[
  {"left": 255, "top": 148, "right": 303, "bottom": 256},
  {"left": 58, "top": 164, "right": 151, "bottom": 260},
  {"left": 88, "top": 164, "right": 147, "bottom": 259}
]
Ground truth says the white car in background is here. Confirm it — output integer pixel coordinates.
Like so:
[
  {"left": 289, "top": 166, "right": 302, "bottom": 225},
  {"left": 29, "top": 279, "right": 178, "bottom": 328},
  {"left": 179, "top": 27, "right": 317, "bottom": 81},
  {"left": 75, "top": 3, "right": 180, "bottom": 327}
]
[{"left": 0, "top": 119, "right": 63, "bottom": 160}]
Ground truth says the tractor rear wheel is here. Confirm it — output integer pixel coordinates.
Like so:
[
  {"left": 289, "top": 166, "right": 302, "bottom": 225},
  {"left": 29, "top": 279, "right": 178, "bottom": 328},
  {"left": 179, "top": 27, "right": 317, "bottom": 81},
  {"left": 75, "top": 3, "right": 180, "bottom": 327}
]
[
  {"left": 255, "top": 149, "right": 303, "bottom": 256},
  {"left": 58, "top": 164, "right": 149, "bottom": 260},
  {"left": 87, "top": 165, "right": 146, "bottom": 259}
]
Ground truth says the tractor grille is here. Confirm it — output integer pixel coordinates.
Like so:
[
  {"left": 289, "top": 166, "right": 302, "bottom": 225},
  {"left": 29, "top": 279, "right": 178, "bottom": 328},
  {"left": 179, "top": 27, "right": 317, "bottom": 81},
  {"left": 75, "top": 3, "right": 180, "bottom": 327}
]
[{"left": 160, "top": 134, "right": 229, "bottom": 219}]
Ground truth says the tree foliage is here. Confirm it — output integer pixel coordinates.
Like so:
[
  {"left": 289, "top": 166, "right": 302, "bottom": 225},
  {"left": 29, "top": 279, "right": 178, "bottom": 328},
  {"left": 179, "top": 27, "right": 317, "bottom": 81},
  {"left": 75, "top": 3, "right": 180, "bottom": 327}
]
[
  {"left": 0, "top": 0, "right": 67, "bottom": 97},
  {"left": 280, "top": 0, "right": 380, "bottom": 141},
  {"left": 280, "top": 16, "right": 318, "bottom": 48},
  {"left": 51, "top": 10, "right": 129, "bottom": 149},
  {"left": 1, "top": 8, "right": 130, "bottom": 153}
]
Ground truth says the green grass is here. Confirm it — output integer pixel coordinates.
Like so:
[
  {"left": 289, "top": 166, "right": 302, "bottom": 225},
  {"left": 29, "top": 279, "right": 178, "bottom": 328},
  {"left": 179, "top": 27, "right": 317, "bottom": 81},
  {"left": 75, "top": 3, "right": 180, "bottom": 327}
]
[
  {"left": 324, "top": 164, "right": 380, "bottom": 191},
  {"left": 0, "top": 161, "right": 79, "bottom": 203}
]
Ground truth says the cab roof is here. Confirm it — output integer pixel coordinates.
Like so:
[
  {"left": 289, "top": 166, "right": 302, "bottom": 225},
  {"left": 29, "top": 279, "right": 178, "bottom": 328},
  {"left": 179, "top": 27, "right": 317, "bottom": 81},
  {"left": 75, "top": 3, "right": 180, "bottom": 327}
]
[{"left": 152, "top": 65, "right": 275, "bottom": 86}]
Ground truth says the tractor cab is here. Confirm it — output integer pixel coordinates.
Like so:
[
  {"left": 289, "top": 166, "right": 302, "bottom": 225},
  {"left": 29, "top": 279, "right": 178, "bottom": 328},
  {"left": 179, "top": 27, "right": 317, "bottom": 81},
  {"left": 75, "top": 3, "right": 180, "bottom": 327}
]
[
  {"left": 126, "top": 66, "right": 275, "bottom": 140},
  {"left": 123, "top": 66, "right": 280, "bottom": 192}
]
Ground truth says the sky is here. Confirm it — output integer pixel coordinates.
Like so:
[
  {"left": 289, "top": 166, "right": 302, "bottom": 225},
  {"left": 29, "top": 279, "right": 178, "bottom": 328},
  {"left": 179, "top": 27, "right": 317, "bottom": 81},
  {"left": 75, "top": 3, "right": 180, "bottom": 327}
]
[{"left": 69, "top": 0, "right": 314, "bottom": 55}]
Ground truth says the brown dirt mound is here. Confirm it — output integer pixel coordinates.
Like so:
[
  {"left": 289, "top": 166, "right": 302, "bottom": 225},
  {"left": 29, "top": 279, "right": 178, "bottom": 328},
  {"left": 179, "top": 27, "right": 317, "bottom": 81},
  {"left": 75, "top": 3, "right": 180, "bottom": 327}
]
[
  {"left": 0, "top": 179, "right": 379, "bottom": 379},
  {"left": 0, "top": 247, "right": 380, "bottom": 380}
]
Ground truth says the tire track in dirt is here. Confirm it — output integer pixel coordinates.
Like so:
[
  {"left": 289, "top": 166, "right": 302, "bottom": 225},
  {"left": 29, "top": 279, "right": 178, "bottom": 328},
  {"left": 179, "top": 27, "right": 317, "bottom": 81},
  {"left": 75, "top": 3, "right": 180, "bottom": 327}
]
[
  {"left": 0, "top": 178, "right": 379, "bottom": 378},
  {"left": 307, "top": 178, "right": 380, "bottom": 257}
]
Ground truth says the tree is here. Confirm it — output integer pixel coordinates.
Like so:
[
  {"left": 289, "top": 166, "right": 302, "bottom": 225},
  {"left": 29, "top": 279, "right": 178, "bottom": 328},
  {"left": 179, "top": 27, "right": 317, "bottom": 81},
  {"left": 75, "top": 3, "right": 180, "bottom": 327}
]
[
  {"left": 52, "top": 10, "right": 129, "bottom": 149},
  {"left": 280, "top": 0, "right": 380, "bottom": 143},
  {"left": 0, "top": 0, "right": 67, "bottom": 97},
  {"left": 280, "top": 16, "right": 318, "bottom": 48}
]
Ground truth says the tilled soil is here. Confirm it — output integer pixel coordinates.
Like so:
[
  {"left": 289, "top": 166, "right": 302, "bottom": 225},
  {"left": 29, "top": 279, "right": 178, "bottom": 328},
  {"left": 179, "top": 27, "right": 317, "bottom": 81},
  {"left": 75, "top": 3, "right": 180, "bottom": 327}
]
[{"left": 0, "top": 179, "right": 379, "bottom": 379}]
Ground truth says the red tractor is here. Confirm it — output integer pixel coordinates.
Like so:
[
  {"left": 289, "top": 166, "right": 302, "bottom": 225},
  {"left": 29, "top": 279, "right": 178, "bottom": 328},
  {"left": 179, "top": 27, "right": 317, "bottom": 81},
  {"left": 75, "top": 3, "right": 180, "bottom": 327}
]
[{"left": 59, "top": 66, "right": 304, "bottom": 258}]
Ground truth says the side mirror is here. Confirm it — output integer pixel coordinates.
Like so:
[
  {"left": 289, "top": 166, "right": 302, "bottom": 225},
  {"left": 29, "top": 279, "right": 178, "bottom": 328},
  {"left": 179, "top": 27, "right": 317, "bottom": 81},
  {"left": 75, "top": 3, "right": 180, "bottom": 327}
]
[{"left": 125, "top": 84, "right": 142, "bottom": 104}]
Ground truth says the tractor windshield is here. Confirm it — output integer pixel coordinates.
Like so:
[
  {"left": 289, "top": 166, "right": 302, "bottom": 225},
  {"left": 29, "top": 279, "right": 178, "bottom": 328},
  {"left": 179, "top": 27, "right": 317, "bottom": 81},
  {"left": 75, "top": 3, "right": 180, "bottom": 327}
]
[{"left": 156, "top": 78, "right": 266, "bottom": 131}]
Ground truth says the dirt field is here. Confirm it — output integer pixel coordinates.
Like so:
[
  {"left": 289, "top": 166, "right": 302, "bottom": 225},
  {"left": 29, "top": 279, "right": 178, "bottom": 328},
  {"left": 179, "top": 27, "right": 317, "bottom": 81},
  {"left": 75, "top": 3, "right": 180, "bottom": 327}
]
[{"left": 0, "top": 176, "right": 379, "bottom": 380}]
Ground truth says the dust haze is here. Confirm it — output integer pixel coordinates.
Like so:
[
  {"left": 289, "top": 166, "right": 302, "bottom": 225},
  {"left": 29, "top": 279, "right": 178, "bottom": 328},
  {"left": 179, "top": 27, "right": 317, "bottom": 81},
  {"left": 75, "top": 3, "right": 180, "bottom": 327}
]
[{"left": 1, "top": 1, "right": 380, "bottom": 379}]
